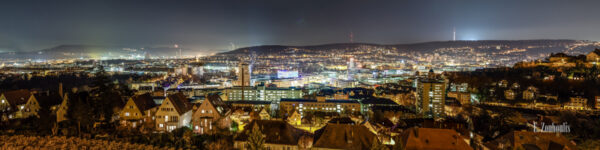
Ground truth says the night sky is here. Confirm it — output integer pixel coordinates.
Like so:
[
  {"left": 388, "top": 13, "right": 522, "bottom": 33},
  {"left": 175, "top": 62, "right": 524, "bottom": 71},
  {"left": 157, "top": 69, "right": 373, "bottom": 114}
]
[{"left": 1, "top": 0, "right": 599, "bottom": 53}]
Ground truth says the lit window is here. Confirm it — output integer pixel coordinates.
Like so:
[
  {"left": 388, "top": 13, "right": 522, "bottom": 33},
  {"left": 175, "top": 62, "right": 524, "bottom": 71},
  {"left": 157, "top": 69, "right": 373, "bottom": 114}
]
[
  {"left": 159, "top": 124, "right": 164, "bottom": 128},
  {"left": 165, "top": 116, "right": 169, "bottom": 121},
  {"left": 201, "top": 110, "right": 205, "bottom": 113},
  {"left": 125, "top": 112, "right": 130, "bottom": 116}
]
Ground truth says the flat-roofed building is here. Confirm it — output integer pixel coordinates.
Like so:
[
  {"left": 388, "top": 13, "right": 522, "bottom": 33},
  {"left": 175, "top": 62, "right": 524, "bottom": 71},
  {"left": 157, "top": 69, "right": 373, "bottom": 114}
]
[
  {"left": 224, "top": 86, "right": 303, "bottom": 101},
  {"left": 279, "top": 97, "right": 360, "bottom": 116}
]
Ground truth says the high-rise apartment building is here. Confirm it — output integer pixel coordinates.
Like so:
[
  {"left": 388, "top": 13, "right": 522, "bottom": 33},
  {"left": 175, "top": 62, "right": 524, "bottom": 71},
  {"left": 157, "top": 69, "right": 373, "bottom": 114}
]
[{"left": 416, "top": 70, "right": 446, "bottom": 118}]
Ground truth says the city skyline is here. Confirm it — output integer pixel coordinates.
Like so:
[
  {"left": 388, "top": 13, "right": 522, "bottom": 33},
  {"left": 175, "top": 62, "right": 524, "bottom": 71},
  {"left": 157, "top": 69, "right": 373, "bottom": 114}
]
[
  {"left": 2, "top": 1, "right": 600, "bottom": 149},
  {"left": 1, "top": 0, "right": 600, "bottom": 53}
]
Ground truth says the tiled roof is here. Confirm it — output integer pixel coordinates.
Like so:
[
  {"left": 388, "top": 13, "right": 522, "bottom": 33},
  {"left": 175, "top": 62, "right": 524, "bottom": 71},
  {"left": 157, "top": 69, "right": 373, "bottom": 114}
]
[
  {"left": 360, "top": 97, "right": 398, "bottom": 105},
  {"left": 131, "top": 93, "right": 157, "bottom": 111},
  {"left": 313, "top": 123, "right": 376, "bottom": 150},
  {"left": 399, "top": 127, "right": 472, "bottom": 150},
  {"left": 166, "top": 93, "right": 192, "bottom": 115},
  {"left": 235, "top": 120, "right": 308, "bottom": 145},
  {"left": 485, "top": 131, "right": 577, "bottom": 150},
  {"left": 204, "top": 93, "right": 230, "bottom": 115},
  {"left": 2, "top": 89, "right": 32, "bottom": 107}
]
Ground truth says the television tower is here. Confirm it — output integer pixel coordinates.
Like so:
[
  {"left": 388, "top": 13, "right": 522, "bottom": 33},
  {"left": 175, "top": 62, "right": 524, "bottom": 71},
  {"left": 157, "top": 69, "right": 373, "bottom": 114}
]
[{"left": 453, "top": 27, "right": 456, "bottom": 41}]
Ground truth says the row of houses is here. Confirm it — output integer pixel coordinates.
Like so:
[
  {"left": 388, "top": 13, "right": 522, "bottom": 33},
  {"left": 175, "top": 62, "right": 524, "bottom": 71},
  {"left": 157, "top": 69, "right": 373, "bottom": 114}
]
[
  {"left": 0, "top": 85, "right": 415, "bottom": 136},
  {"left": 232, "top": 119, "right": 475, "bottom": 150},
  {"left": 232, "top": 119, "right": 577, "bottom": 150},
  {"left": 119, "top": 92, "right": 232, "bottom": 134}
]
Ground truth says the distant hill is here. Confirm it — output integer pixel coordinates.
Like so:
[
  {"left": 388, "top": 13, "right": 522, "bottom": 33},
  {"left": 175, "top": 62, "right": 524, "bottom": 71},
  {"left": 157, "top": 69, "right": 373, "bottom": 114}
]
[
  {"left": 0, "top": 40, "right": 596, "bottom": 60},
  {"left": 219, "top": 40, "right": 587, "bottom": 56},
  {"left": 0, "top": 45, "right": 190, "bottom": 59}
]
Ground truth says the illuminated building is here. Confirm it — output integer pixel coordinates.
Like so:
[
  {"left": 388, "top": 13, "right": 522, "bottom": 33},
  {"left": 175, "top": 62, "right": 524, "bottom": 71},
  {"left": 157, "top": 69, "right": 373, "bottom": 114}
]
[
  {"left": 234, "top": 62, "right": 251, "bottom": 87},
  {"left": 447, "top": 91, "right": 471, "bottom": 105},
  {"left": 119, "top": 93, "right": 157, "bottom": 128},
  {"left": 563, "top": 97, "right": 587, "bottom": 110},
  {"left": 224, "top": 86, "right": 303, "bottom": 101},
  {"left": 416, "top": 70, "right": 446, "bottom": 118},
  {"left": 155, "top": 93, "right": 193, "bottom": 132},
  {"left": 586, "top": 48, "right": 600, "bottom": 63},
  {"left": 504, "top": 89, "right": 515, "bottom": 100},
  {"left": 279, "top": 97, "right": 361, "bottom": 115},
  {"left": 192, "top": 94, "right": 231, "bottom": 134},
  {"left": 0, "top": 90, "right": 39, "bottom": 119},
  {"left": 347, "top": 57, "right": 357, "bottom": 80}
]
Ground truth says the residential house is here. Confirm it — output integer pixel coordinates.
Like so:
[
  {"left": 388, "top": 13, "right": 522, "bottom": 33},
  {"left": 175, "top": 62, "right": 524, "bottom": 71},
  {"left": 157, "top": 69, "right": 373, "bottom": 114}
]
[
  {"left": 548, "top": 53, "right": 573, "bottom": 63},
  {"left": 234, "top": 120, "right": 310, "bottom": 150},
  {"left": 447, "top": 92, "right": 471, "bottom": 105},
  {"left": 287, "top": 109, "right": 302, "bottom": 126},
  {"left": 586, "top": 48, "right": 600, "bottom": 63},
  {"left": 230, "top": 108, "right": 254, "bottom": 128},
  {"left": 522, "top": 86, "right": 537, "bottom": 101},
  {"left": 498, "top": 80, "right": 508, "bottom": 88},
  {"left": 258, "top": 108, "right": 270, "bottom": 120},
  {"left": 0, "top": 90, "right": 39, "bottom": 119},
  {"left": 398, "top": 127, "right": 473, "bottom": 150},
  {"left": 155, "top": 93, "right": 193, "bottom": 131},
  {"left": 312, "top": 123, "right": 377, "bottom": 150},
  {"left": 504, "top": 89, "right": 515, "bottom": 100},
  {"left": 119, "top": 93, "right": 157, "bottom": 128},
  {"left": 485, "top": 131, "right": 576, "bottom": 150},
  {"left": 192, "top": 94, "right": 231, "bottom": 134}
]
